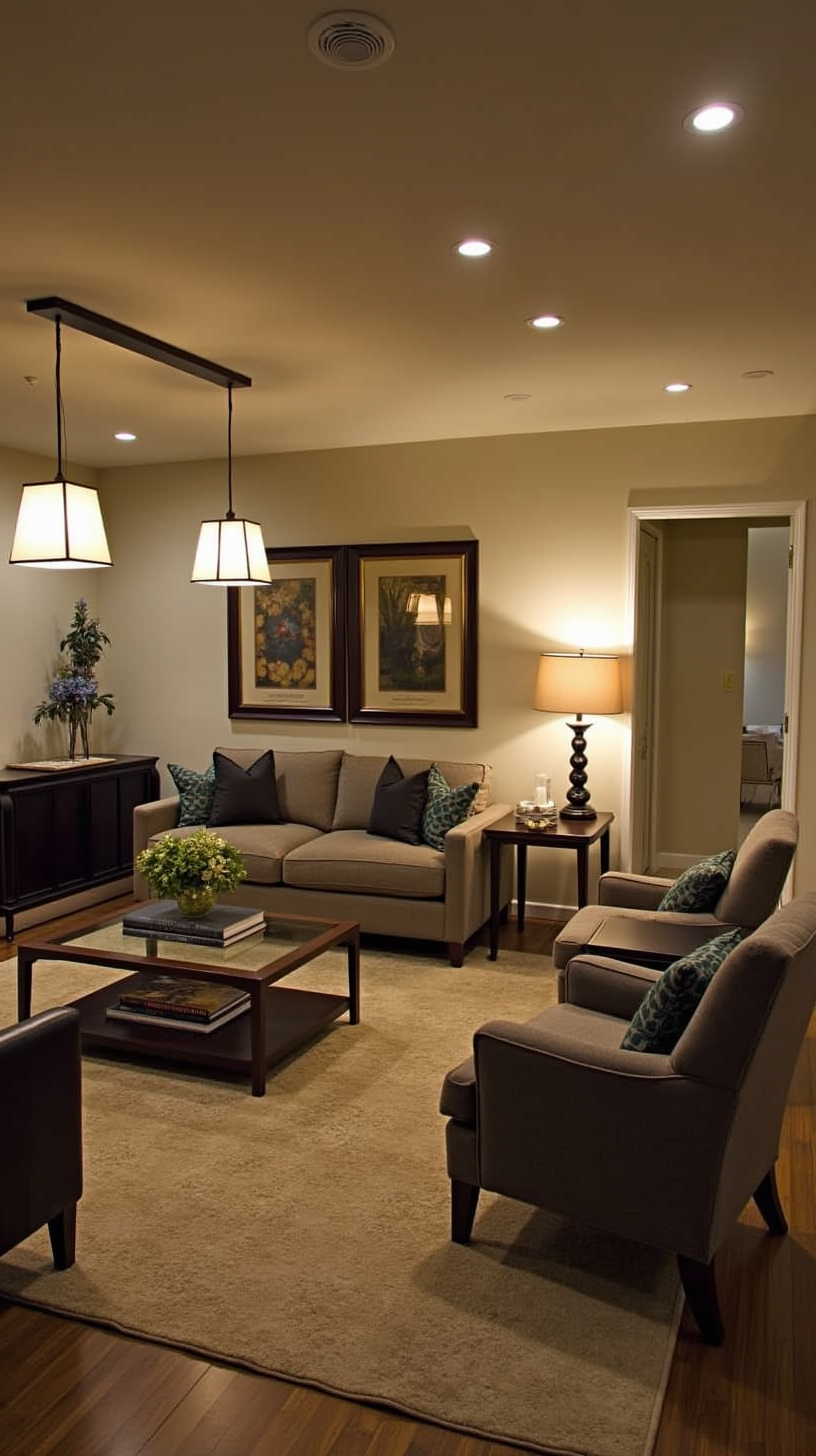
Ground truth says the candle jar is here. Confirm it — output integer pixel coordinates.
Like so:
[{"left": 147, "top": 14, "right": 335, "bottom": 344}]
[{"left": 535, "top": 773, "right": 552, "bottom": 808}]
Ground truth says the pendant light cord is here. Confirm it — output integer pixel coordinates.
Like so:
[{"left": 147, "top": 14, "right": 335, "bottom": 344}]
[
  {"left": 54, "top": 314, "right": 66, "bottom": 480},
  {"left": 226, "top": 383, "right": 235, "bottom": 520}
]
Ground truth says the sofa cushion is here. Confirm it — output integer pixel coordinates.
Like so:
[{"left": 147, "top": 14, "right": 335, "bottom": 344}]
[
  {"left": 332, "top": 753, "right": 492, "bottom": 830},
  {"left": 656, "top": 849, "right": 736, "bottom": 913},
  {"left": 283, "top": 829, "right": 445, "bottom": 898},
  {"left": 148, "top": 822, "right": 322, "bottom": 885},
  {"left": 422, "top": 763, "right": 479, "bottom": 850},
  {"left": 214, "top": 747, "right": 342, "bottom": 832},
  {"left": 621, "top": 928, "right": 744, "bottom": 1054},
  {"left": 209, "top": 750, "right": 282, "bottom": 827},
  {"left": 168, "top": 761, "right": 216, "bottom": 827},
  {"left": 367, "top": 756, "right": 429, "bottom": 845}
]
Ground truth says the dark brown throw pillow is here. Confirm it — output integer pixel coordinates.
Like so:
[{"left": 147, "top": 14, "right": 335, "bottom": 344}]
[
  {"left": 367, "top": 755, "right": 430, "bottom": 846},
  {"left": 208, "top": 750, "right": 282, "bottom": 827}
]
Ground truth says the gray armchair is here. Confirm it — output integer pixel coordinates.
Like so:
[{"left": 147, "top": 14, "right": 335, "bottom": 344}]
[
  {"left": 440, "top": 893, "right": 816, "bottom": 1344},
  {"left": 0, "top": 1007, "right": 82, "bottom": 1268},
  {"left": 553, "top": 808, "right": 798, "bottom": 989}
]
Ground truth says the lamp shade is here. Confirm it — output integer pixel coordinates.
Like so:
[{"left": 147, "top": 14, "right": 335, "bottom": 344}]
[
  {"left": 9, "top": 478, "right": 112, "bottom": 568},
  {"left": 191, "top": 517, "right": 271, "bottom": 586},
  {"left": 534, "top": 652, "right": 622, "bottom": 716},
  {"left": 408, "top": 592, "right": 453, "bottom": 625}
]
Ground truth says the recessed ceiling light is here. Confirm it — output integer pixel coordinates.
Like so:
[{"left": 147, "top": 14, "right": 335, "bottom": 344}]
[
  {"left": 504, "top": 392, "right": 532, "bottom": 401},
  {"left": 664, "top": 382, "right": 692, "bottom": 393},
  {"left": 683, "top": 102, "right": 744, "bottom": 134},
  {"left": 742, "top": 369, "right": 774, "bottom": 379},
  {"left": 526, "top": 314, "right": 564, "bottom": 330},
  {"left": 114, "top": 431, "right": 137, "bottom": 441},
  {"left": 455, "top": 238, "right": 493, "bottom": 257}
]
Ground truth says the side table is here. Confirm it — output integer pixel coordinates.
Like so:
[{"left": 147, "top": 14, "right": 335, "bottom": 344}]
[{"left": 483, "top": 811, "right": 614, "bottom": 960}]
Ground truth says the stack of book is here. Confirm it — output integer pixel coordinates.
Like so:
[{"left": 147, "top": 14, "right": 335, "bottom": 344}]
[
  {"left": 122, "top": 900, "right": 265, "bottom": 948},
  {"left": 106, "top": 976, "right": 250, "bottom": 1034}
]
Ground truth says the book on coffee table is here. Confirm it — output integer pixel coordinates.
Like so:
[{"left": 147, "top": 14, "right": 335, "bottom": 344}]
[
  {"left": 115, "top": 975, "right": 249, "bottom": 1020},
  {"left": 106, "top": 999, "right": 249, "bottom": 1034},
  {"left": 122, "top": 901, "right": 265, "bottom": 944}
]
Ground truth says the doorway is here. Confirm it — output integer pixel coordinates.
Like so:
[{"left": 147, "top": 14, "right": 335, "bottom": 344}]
[{"left": 623, "top": 501, "right": 805, "bottom": 881}]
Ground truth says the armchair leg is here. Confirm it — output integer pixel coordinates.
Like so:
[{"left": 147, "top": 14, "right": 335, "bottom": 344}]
[
  {"left": 47, "top": 1205, "right": 77, "bottom": 1270},
  {"left": 677, "top": 1254, "right": 725, "bottom": 1346},
  {"left": 451, "top": 1179, "right": 480, "bottom": 1244},
  {"left": 447, "top": 942, "right": 465, "bottom": 968},
  {"left": 753, "top": 1165, "right": 789, "bottom": 1235}
]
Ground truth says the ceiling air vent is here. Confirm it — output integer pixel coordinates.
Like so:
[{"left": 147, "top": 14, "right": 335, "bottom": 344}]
[{"left": 308, "top": 12, "right": 396, "bottom": 70}]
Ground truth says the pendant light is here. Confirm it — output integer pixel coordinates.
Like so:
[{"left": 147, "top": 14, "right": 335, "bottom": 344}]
[
  {"left": 191, "top": 384, "right": 270, "bottom": 586},
  {"left": 9, "top": 315, "right": 112, "bottom": 568}
]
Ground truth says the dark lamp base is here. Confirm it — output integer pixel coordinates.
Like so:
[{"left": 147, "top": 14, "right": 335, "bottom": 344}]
[{"left": 559, "top": 805, "right": 597, "bottom": 820}]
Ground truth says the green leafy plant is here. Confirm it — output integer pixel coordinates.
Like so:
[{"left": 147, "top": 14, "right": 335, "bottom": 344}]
[{"left": 136, "top": 830, "right": 247, "bottom": 898}]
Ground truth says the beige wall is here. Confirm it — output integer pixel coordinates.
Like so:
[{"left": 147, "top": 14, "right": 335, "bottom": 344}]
[
  {"left": 3, "top": 412, "right": 814, "bottom": 914},
  {"left": 655, "top": 520, "right": 747, "bottom": 861}
]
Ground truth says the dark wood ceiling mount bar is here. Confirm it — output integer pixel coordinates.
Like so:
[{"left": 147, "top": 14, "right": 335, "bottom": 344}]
[{"left": 25, "top": 297, "right": 252, "bottom": 390}]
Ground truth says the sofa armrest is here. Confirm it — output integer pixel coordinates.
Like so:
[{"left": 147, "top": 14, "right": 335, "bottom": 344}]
[
  {"left": 132, "top": 796, "right": 180, "bottom": 897},
  {"left": 443, "top": 804, "right": 513, "bottom": 944},
  {"left": 599, "top": 871, "right": 672, "bottom": 910},
  {"left": 562, "top": 953, "right": 660, "bottom": 1019}
]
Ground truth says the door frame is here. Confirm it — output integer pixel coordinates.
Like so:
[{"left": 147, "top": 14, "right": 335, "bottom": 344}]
[{"left": 621, "top": 499, "right": 806, "bottom": 875}]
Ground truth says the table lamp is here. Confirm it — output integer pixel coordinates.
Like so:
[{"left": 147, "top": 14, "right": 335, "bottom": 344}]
[{"left": 533, "top": 650, "right": 623, "bottom": 819}]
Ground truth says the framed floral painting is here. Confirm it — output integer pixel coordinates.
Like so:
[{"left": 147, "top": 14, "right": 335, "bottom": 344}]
[
  {"left": 227, "top": 546, "right": 346, "bottom": 720},
  {"left": 346, "top": 540, "right": 478, "bottom": 726}
]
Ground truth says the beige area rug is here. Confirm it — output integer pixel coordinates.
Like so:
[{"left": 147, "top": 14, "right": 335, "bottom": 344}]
[{"left": 0, "top": 937, "right": 682, "bottom": 1456}]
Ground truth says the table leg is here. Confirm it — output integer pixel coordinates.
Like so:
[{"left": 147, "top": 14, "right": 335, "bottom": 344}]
[
  {"left": 516, "top": 844, "right": 528, "bottom": 931},
  {"left": 17, "top": 949, "right": 33, "bottom": 1020},
  {"left": 250, "top": 986, "right": 267, "bottom": 1097},
  {"left": 346, "top": 934, "right": 360, "bottom": 1023},
  {"left": 600, "top": 826, "right": 611, "bottom": 875},
  {"left": 576, "top": 846, "right": 589, "bottom": 908},
  {"left": 488, "top": 838, "right": 501, "bottom": 960}
]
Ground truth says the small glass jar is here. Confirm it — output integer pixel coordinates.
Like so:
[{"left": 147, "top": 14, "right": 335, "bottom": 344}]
[{"left": 534, "top": 773, "right": 552, "bottom": 808}]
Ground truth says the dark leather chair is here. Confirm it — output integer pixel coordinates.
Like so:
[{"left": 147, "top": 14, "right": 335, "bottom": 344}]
[{"left": 0, "top": 1007, "right": 82, "bottom": 1268}]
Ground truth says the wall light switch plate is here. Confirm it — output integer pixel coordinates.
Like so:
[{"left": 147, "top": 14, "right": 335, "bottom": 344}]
[{"left": 722, "top": 669, "right": 736, "bottom": 692}]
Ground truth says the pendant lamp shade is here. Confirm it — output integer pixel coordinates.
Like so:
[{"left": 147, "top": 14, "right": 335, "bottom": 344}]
[
  {"left": 9, "top": 478, "right": 112, "bottom": 568},
  {"left": 9, "top": 314, "right": 112, "bottom": 569},
  {"left": 191, "top": 384, "right": 270, "bottom": 586},
  {"left": 191, "top": 517, "right": 270, "bottom": 586}
]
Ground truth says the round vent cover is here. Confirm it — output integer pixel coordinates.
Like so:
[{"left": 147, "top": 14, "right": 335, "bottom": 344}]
[{"left": 308, "top": 11, "right": 396, "bottom": 69}]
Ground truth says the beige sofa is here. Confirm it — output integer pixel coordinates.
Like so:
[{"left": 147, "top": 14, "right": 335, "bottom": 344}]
[{"left": 133, "top": 747, "right": 513, "bottom": 965}]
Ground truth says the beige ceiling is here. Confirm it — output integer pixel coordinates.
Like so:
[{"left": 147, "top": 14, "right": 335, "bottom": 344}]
[{"left": 1, "top": 0, "right": 814, "bottom": 469}]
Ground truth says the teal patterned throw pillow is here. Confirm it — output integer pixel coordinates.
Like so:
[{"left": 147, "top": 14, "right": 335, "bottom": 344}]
[
  {"left": 168, "top": 762, "right": 216, "bottom": 827},
  {"left": 421, "top": 763, "right": 479, "bottom": 851},
  {"left": 621, "top": 928, "right": 743, "bottom": 1054},
  {"left": 656, "top": 849, "right": 737, "bottom": 913}
]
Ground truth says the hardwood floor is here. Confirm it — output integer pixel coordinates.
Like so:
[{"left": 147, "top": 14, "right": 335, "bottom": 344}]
[{"left": 1, "top": 897, "right": 814, "bottom": 1456}]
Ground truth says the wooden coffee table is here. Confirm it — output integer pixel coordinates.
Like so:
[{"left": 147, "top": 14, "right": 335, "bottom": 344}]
[{"left": 16, "top": 905, "right": 360, "bottom": 1096}]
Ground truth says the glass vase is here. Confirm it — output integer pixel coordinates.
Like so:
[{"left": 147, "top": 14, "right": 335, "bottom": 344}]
[{"left": 174, "top": 887, "right": 217, "bottom": 918}]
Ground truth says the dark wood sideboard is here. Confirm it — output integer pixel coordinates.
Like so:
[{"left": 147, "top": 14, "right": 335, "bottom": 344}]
[{"left": 0, "top": 754, "right": 160, "bottom": 940}]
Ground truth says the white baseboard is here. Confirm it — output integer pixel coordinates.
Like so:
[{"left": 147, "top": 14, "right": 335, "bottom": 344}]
[{"left": 512, "top": 898, "right": 575, "bottom": 924}]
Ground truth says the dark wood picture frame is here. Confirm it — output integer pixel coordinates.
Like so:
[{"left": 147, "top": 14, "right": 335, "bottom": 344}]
[
  {"left": 228, "top": 545, "right": 346, "bottom": 721},
  {"left": 347, "top": 540, "right": 478, "bottom": 727}
]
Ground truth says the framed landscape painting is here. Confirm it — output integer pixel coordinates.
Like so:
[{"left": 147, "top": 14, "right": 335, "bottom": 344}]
[
  {"left": 227, "top": 545, "right": 346, "bottom": 721},
  {"left": 347, "top": 540, "right": 478, "bottom": 726}
]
